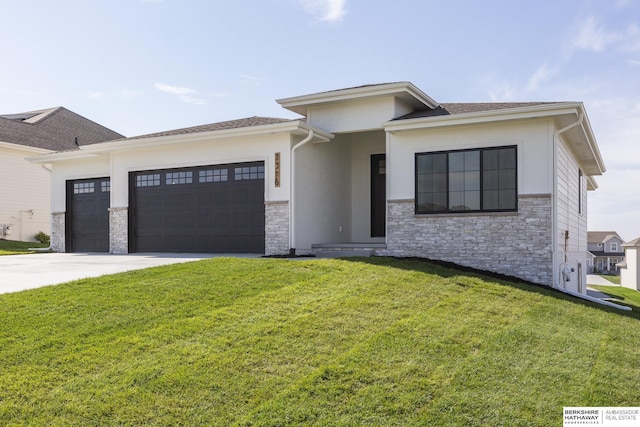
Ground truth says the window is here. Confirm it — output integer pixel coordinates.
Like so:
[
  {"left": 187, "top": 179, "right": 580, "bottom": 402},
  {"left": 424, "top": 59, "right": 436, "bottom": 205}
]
[
  {"left": 235, "top": 165, "right": 265, "bottom": 180},
  {"left": 578, "top": 169, "right": 583, "bottom": 214},
  {"left": 166, "top": 171, "right": 193, "bottom": 185},
  {"left": 416, "top": 146, "right": 517, "bottom": 214},
  {"left": 136, "top": 174, "right": 160, "bottom": 187},
  {"left": 101, "top": 181, "right": 110, "bottom": 192},
  {"left": 73, "top": 182, "right": 94, "bottom": 194},
  {"left": 199, "top": 169, "right": 228, "bottom": 183},
  {"left": 611, "top": 242, "right": 618, "bottom": 252}
]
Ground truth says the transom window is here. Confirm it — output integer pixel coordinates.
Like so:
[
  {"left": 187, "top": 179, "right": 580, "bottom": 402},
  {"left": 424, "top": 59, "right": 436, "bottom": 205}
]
[
  {"left": 235, "top": 165, "right": 264, "bottom": 180},
  {"left": 416, "top": 146, "right": 517, "bottom": 214},
  {"left": 166, "top": 171, "right": 193, "bottom": 185},
  {"left": 199, "top": 169, "right": 228, "bottom": 183},
  {"left": 73, "top": 182, "right": 94, "bottom": 194},
  {"left": 136, "top": 174, "right": 160, "bottom": 187}
]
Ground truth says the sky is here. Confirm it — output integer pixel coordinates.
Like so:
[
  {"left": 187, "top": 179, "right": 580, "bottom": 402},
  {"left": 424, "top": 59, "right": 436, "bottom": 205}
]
[{"left": 1, "top": 0, "right": 639, "bottom": 240}]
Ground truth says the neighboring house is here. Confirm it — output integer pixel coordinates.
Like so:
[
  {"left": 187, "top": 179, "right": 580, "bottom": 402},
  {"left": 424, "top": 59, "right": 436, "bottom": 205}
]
[
  {"left": 30, "top": 82, "right": 605, "bottom": 293},
  {"left": 619, "top": 237, "right": 640, "bottom": 291},
  {"left": 586, "top": 231, "right": 625, "bottom": 274},
  {"left": 0, "top": 107, "right": 123, "bottom": 241}
]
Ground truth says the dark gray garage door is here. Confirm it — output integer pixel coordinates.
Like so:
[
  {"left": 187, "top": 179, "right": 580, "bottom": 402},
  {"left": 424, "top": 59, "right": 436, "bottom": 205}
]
[
  {"left": 129, "top": 162, "right": 265, "bottom": 253},
  {"left": 66, "top": 178, "right": 110, "bottom": 252}
]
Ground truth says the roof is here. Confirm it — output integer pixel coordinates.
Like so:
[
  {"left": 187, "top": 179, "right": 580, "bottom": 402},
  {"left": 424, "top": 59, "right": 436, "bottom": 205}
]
[
  {"left": 589, "top": 251, "right": 625, "bottom": 257},
  {"left": 116, "top": 116, "right": 295, "bottom": 142},
  {"left": 394, "top": 102, "right": 562, "bottom": 120},
  {"left": 623, "top": 237, "right": 640, "bottom": 248},
  {"left": 0, "top": 107, "right": 124, "bottom": 151},
  {"left": 587, "top": 231, "right": 624, "bottom": 244}
]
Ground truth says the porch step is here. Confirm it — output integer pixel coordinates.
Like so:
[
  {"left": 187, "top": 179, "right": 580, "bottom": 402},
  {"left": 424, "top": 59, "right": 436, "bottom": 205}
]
[{"left": 311, "top": 243, "right": 386, "bottom": 258}]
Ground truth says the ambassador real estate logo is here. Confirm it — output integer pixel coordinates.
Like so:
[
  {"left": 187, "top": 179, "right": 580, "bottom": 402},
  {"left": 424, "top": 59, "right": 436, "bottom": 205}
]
[{"left": 563, "top": 407, "right": 639, "bottom": 426}]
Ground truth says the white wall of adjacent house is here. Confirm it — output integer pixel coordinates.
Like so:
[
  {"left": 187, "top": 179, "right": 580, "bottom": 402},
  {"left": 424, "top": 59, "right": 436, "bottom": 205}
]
[
  {"left": 621, "top": 247, "right": 639, "bottom": 290},
  {"left": 555, "top": 133, "right": 588, "bottom": 293},
  {"left": 0, "top": 144, "right": 52, "bottom": 241}
]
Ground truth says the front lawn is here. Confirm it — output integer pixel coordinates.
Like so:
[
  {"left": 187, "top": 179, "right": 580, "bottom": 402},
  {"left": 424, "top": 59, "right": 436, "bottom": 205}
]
[
  {"left": 0, "top": 257, "right": 638, "bottom": 426},
  {"left": 0, "top": 239, "right": 49, "bottom": 255},
  {"left": 590, "top": 284, "right": 640, "bottom": 311},
  {"left": 597, "top": 274, "right": 621, "bottom": 285}
]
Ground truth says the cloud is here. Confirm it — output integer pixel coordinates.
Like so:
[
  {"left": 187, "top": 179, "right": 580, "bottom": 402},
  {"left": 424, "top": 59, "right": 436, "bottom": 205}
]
[
  {"left": 297, "top": 0, "right": 347, "bottom": 22},
  {"left": 527, "top": 63, "right": 557, "bottom": 92},
  {"left": 155, "top": 83, "right": 208, "bottom": 105},
  {"left": 572, "top": 17, "right": 623, "bottom": 52}
]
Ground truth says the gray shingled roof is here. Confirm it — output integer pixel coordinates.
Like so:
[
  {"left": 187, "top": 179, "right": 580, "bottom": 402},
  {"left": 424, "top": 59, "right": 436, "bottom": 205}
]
[
  {"left": 115, "top": 116, "right": 296, "bottom": 142},
  {"left": 394, "top": 102, "right": 562, "bottom": 120},
  {"left": 0, "top": 107, "right": 124, "bottom": 151},
  {"left": 587, "top": 231, "right": 623, "bottom": 244}
]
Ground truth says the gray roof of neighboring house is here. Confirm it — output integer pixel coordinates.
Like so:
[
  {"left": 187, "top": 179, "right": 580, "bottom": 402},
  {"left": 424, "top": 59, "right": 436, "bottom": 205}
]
[
  {"left": 0, "top": 107, "right": 124, "bottom": 151},
  {"left": 623, "top": 237, "right": 640, "bottom": 247},
  {"left": 587, "top": 231, "right": 624, "bottom": 244},
  {"left": 589, "top": 251, "right": 625, "bottom": 258},
  {"left": 394, "top": 102, "right": 562, "bottom": 120},
  {"left": 116, "top": 116, "right": 296, "bottom": 142}
]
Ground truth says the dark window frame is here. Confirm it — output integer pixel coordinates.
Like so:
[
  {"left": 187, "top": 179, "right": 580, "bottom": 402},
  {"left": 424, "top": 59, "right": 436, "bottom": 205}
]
[{"left": 415, "top": 145, "right": 518, "bottom": 214}]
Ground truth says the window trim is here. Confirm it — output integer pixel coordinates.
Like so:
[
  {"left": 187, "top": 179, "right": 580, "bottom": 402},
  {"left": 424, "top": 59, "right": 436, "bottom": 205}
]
[{"left": 415, "top": 145, "right": 518, "bottom": 214}]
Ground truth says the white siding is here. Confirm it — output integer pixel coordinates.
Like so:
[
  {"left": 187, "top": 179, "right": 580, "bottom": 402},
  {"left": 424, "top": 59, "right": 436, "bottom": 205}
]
[
  {"left": 0, "top": 145, "right": 51, "bottom": 241},
  {"left": 555, "top": 134, "right": 588, "bottom": 292}
]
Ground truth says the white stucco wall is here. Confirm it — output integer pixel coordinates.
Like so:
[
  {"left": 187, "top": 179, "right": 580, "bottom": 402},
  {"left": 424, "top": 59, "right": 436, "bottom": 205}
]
[
  {"left": 50, "top": 156, "right": 111, "bottom": 212},
  {"left": 621, "top": 247, "right": 639, "bottom": 290},
  {"left": 387, "top": 118, "right": 554, "bottom": 200},
  {"left": 307, "top": 97, "right": 402, "bottom": 133},
  {"left": 294, "top": 135, "right": 351, "bottom": 251},
  {"left": 0, "top": 144, "right": 51, "bottom": 241}
]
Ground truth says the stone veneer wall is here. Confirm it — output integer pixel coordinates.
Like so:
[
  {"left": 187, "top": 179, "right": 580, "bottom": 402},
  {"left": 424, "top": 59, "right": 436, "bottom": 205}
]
[
  {"left": 265, "top": 201, "right": 289, "bottom": 255},
  {"left": 109, "top": 207, "right": 128, "bottom": 254},
  {"left": 51, "top": 212, "right": 65, "bottom": 253},
  {"left": 381, "top": 195, "right": 553, "bottom": 286}
]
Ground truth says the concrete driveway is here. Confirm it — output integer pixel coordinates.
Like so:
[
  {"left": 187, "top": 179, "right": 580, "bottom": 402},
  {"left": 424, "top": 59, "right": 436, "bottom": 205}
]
[{"left": 0, "top": 252, "right": 259, "bottom": 294}]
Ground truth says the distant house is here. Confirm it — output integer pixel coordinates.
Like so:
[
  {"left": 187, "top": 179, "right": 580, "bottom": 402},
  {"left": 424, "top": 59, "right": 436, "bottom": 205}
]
[
  {"left": 0, "top": 108, "right": 123, "bottom": 241},
  {"left": 587, "top": 231, "right": 625, "bottom": 273},
  {"left": 619, "top": 237, "right": 640, "bottom": 290},
  {"left": 30, "top": 82, "right": 605, "bottom": 294}
]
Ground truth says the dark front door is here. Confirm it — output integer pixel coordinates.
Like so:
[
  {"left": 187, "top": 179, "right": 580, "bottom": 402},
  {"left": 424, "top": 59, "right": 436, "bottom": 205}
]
[
  {"left": 66, "top": 178, "right": 110, "bottom": 252},
  {"left": 129, "top": 162, "right": 265, "bottom": 253},
  {"left": 371, "top": 154, "right": 386, "bottom": 238}
]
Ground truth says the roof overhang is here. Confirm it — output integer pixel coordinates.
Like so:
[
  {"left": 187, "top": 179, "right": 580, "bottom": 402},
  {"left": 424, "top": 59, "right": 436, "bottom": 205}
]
[
  {"left": 277, "top": 82, "right": 439, "bottom": 116},
  {"left": 383, "top": 102, "right": 606, "bottom": 177},
  {"left": 27, "top": 120, "right": 334, "bottom": 163}
]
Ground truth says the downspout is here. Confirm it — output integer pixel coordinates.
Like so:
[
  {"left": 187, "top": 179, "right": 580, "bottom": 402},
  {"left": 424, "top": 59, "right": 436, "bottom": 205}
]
[{"left": 289, "top": 129, "right": 315, "bottom": 254}]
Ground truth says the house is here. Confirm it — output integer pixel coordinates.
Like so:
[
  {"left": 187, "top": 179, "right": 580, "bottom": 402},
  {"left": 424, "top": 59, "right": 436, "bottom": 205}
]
[
  {"left": 29, "top": 82, "right": 605, "bottom": 293},
  {"left": 586, "top": 231, "right": 625, "bottom": 274},
  {"left": 619, "top": 237, "right": 640, "bottom": 290},
  {"left": 0, "top": 107, "right": 123, "bottom": 241}
]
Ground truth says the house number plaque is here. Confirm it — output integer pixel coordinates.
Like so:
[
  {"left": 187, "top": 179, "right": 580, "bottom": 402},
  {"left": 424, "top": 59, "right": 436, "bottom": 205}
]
[{"left": 275, "top": 152, "right": 281, "bottom": 187}]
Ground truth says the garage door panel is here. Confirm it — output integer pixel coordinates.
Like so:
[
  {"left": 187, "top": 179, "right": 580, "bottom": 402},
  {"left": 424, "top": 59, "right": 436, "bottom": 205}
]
[
  {"left": 66, "top": 178, "right": 110, "bottom": 252},
  {"left": 131, "top": 162, "right": 265, "bottom": 253}
]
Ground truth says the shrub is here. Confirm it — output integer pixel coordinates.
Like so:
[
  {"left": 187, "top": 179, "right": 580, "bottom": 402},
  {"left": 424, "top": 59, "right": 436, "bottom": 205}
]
[{"left": 34, "top": 231, "right": 50, "bottom": 245}]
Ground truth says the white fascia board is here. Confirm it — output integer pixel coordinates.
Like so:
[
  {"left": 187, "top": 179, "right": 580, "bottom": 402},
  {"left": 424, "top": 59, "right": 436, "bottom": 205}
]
[
  {"left": 383, "top": 103, "right": 585, "bottom": 132},
  {"left": 0, "top": 141, "right": 52, "bottom": 154},
  {"left": 277, "top": 82, "right": 439, "bottom": 115},
  {"left": 578, "top": 106, "right": 606, "bottom": 175},
  {"left": 27, "top": 150, "right": 101, "bottom": 163},
  {"left": 587, "top": 175, "right": 598, "bottom": 190}
]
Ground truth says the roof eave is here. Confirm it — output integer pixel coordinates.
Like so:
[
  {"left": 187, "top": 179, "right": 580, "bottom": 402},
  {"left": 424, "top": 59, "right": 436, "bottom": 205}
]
[{"left": 277, "top": 82, "right": 439, "bottom": 116}]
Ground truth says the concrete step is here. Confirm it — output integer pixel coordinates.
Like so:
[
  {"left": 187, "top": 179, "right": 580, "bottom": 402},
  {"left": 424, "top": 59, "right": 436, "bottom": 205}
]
[{"left": 311, "top": 243, "right": 386, "bottom": 258}]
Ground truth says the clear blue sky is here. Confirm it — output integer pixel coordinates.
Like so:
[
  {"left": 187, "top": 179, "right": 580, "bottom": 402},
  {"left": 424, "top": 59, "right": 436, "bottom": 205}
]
[{"left": 2, "top": 0, "right": 639, "bottom": 240}]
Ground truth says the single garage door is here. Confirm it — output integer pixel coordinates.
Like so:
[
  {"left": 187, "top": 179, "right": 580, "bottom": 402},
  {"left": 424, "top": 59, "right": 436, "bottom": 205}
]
[
  {"left": 129, "top": 162, "right": 265, "bottom": 253},
  {"left": 66, "top": 178, "right": 110, "bottom": 252}
]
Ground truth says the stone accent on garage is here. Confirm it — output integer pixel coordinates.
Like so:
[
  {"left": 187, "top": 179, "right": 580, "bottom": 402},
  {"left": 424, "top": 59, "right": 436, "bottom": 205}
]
[
  {"left": 381, "top": 195, "right": 553, "bottom": 286},
  {"left": 265, "top": 201, "right": 289, "bottom": 255},
  {"left": 51, "top": 212, "right": 65, "bottom": 253},
  {"left": 109, "top": 207, "right": 128, "bottom": 254}
]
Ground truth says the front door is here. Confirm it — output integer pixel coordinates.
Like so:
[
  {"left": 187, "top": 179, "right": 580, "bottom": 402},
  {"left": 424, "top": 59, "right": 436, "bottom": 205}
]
[{"left": 371, "top": 154, "right": 386, "bottom": 238}]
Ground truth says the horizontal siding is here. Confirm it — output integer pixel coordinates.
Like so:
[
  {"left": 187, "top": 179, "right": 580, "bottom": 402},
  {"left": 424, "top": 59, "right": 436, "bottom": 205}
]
[{"left": 0, "top": 147, "right": 51, "bottom": 241}]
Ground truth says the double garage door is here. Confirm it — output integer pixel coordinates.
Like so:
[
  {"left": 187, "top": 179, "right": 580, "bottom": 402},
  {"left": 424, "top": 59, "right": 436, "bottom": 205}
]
[{"left": 66, "top": 161, "right": 265, "bottom": 253}]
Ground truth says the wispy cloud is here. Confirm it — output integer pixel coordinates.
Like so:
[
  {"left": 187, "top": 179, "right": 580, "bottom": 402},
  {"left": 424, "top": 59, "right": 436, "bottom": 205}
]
[
  {"left": 155, "top": 83, "right": 208, "bottom": 105},
  {"left": 297, "top": 0, "right": 347, "bottom": 22},
  {"left": 527, "top": 63, "right": 557, "bottom": 92},
  {"left": 572, "top": 17, "right": 623, "bottom": 52}
]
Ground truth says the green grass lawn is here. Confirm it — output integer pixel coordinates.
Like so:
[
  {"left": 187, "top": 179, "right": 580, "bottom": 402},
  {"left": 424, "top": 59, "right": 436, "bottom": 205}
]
[
  {"left": 0, "top": 239, "right": 49, "bottom": 255},
  {"left": 597, "top": 274, "right": 621, "bottom": 285},
  {"left": 1, "top": 257, "right": 638, "bottom": 426},
  {"left": 590, "top": 284, "right": 640, "bottom": 311}
]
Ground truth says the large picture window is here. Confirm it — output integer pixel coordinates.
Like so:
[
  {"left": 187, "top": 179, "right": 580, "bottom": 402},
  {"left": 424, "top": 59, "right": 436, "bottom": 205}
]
[{"left": 416, "top": 146, "right": 517, "bottom": 214}]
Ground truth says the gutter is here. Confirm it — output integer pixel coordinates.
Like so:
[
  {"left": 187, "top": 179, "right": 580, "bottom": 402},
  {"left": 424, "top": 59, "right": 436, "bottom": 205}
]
[
  {"left": 289, "top": 130, "right": 315, "bottom": 253},
  {"left": 564, "top": 289, "right": 632, "bottom": 311}
]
